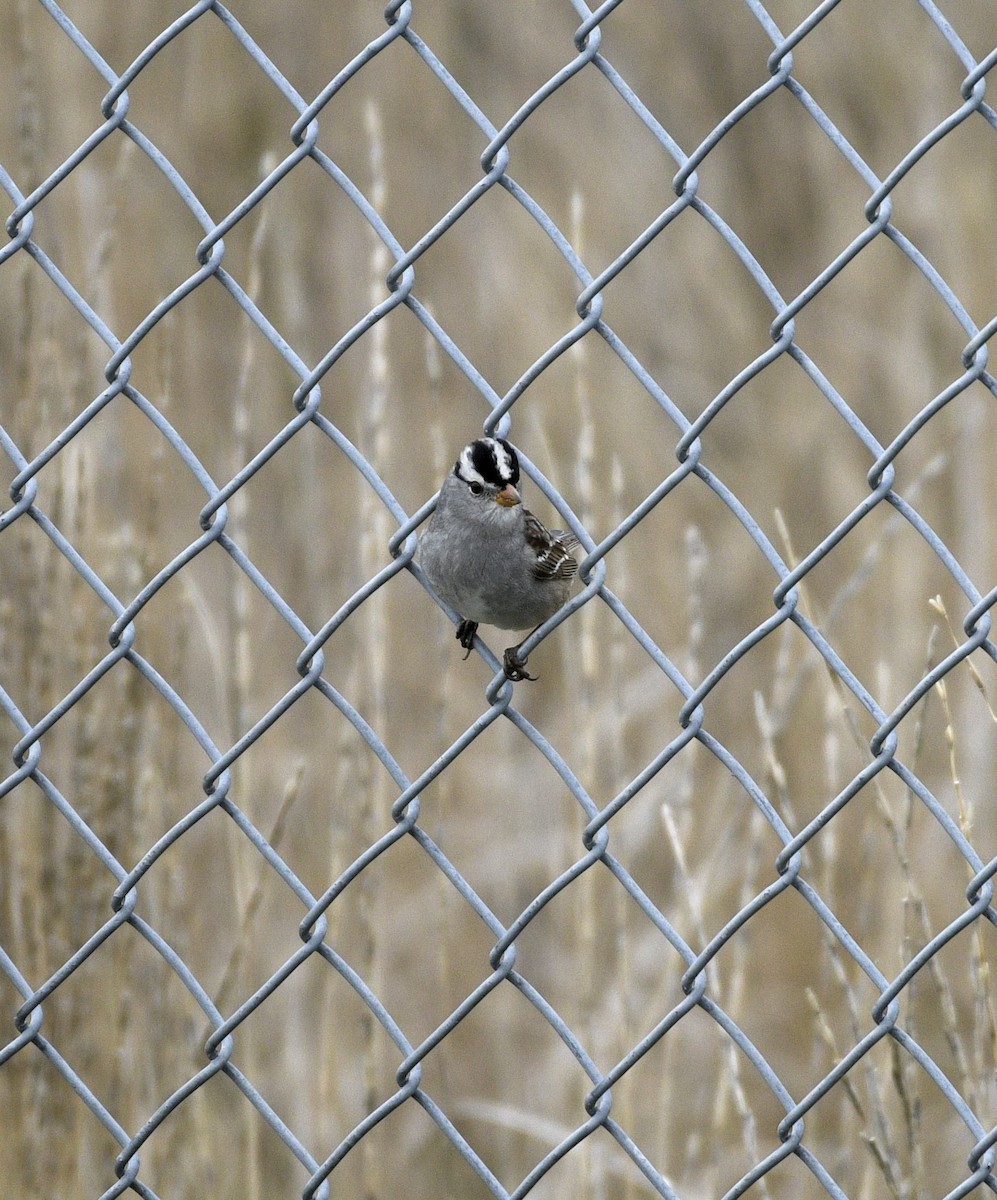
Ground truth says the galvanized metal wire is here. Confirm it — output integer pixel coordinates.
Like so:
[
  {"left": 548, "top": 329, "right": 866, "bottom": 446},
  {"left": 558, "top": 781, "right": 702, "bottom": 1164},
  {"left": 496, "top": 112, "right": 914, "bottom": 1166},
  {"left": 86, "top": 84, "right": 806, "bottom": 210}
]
[{"left": 2, "top": 2, "right": 997, "bottom": 1197}]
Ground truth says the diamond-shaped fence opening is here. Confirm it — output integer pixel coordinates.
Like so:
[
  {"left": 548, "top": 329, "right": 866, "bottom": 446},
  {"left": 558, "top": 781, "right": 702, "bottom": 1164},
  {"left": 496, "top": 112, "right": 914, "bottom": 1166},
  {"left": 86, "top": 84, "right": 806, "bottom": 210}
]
[{"left": 2, "top": 2, "right": 997, "bottom": 1198}]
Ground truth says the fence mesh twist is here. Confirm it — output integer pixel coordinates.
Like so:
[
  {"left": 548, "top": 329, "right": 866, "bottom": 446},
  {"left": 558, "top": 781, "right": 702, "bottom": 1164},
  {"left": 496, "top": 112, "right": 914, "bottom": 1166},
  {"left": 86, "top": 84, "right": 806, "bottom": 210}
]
[{"left": 2, "top": 2, "right": 997, "bottom": 1197}]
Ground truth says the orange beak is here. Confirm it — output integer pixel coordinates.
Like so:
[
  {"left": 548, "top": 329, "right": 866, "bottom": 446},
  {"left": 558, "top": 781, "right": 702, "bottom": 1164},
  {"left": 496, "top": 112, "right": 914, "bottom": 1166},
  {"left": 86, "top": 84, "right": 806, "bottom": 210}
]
[{"left": 495, "top": 484, "right": 521, "bottom": 508}]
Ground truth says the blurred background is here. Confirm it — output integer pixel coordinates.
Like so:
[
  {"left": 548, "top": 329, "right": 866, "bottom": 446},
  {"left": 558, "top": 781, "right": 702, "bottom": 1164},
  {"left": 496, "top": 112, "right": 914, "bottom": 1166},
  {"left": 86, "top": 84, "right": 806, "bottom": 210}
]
[{"left": 1, "top": 2, "right": 997, "bottom": 1197}]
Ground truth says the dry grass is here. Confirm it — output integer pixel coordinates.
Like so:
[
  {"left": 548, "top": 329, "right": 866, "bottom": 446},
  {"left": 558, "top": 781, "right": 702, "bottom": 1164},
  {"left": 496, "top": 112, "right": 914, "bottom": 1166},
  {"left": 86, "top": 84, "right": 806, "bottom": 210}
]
[{"left": 1, "top": 3, "right": 996, "bottom": 1198}]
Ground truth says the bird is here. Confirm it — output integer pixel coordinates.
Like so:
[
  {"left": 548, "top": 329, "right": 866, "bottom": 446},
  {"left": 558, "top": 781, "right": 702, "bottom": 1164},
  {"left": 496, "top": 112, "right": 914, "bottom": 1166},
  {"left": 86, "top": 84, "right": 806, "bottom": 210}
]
[{"left": 418, "top": 436, "right": 579, "bottom": 680}]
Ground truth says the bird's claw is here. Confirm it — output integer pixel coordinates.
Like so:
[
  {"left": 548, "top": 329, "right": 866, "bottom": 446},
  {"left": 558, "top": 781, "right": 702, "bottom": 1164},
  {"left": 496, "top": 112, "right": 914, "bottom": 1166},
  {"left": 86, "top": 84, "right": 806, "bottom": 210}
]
[
  {"left": 455, "top": 621, "right": 538, "bottom": 680},
  {"left": 503, "top": 647, "right": 538, "bottom": 682},
  {"left": 456, "top": 620, "right": 478, "bottom": 660}
]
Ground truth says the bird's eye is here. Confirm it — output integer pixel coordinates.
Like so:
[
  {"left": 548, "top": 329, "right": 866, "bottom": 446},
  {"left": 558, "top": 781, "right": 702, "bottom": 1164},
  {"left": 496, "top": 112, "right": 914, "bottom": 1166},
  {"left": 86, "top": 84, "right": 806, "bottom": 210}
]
[{"left": 469, "top": 481, "right": 484, "bottom": 496}]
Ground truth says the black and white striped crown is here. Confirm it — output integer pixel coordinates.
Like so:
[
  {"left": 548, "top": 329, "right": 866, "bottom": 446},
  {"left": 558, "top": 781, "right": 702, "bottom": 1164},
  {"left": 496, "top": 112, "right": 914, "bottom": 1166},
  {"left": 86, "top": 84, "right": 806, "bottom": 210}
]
[{"left": 455, "top": 437, "right": 520, "bottom": 489}]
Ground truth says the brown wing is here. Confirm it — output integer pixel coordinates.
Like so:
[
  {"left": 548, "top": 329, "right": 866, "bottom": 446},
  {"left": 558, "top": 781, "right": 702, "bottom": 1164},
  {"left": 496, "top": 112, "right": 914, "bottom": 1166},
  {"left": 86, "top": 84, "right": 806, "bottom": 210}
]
[{"left": 523, "top": 508, "right": 580, "bottom": 581}]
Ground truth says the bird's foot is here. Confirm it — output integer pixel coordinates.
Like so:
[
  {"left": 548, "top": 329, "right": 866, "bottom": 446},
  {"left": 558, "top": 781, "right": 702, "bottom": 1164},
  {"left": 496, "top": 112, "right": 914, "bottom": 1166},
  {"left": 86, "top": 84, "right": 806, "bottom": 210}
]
[
  {"left": 456, "top": 620, "right": 478, "bottom": 660},
  {"left": 503, "top": 645, "right": 538, "bottom": 682}
]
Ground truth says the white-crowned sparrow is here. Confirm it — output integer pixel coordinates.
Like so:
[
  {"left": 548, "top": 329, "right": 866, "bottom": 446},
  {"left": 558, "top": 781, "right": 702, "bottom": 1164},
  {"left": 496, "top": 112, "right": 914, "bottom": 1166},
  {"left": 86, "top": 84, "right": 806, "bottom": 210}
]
[{"left": 418, "top": 437, "right": 579, "bottom": 680}]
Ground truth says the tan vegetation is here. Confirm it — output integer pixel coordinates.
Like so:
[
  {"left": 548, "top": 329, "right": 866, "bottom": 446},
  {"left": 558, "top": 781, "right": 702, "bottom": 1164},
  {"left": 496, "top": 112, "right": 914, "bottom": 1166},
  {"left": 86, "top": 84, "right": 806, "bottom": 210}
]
[{"left": 1, "top": 3, "right": 996, "bottom": 1197}]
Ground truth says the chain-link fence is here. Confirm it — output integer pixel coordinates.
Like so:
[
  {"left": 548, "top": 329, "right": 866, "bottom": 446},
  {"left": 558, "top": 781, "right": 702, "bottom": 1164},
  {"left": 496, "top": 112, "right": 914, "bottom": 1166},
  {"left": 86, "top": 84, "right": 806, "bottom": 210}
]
[{"left": 2, "top": 2, "right": 997, "bottom": 1197}]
